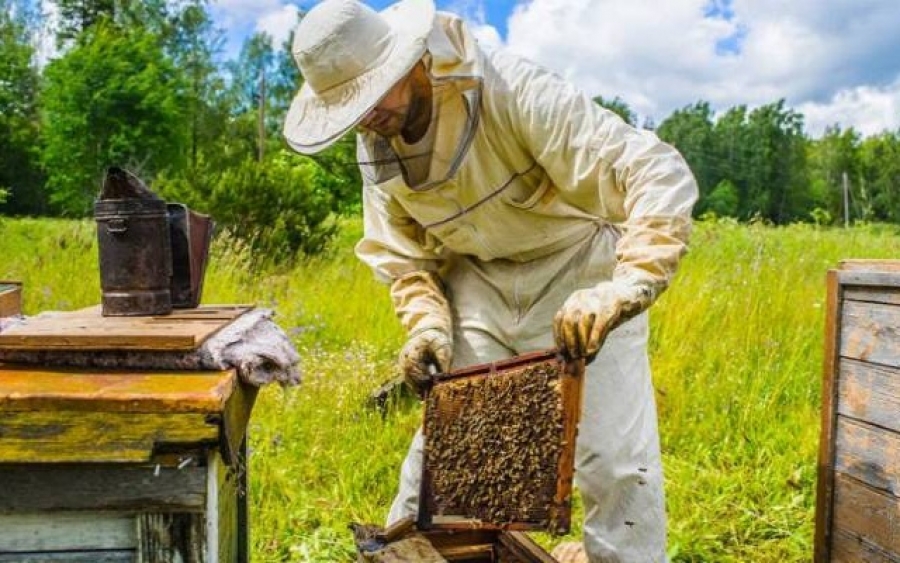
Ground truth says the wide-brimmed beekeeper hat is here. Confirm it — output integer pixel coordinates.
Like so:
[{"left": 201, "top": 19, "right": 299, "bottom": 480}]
[{"left": 283, "top": 0, "right": 436, "bottom": 155}]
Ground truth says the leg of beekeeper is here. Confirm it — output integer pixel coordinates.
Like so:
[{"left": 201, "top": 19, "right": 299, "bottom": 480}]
[
  {"left": 514, "top": 233, "right": 666, "bottom": 563},
  {"left": 575, "top": 313, "right": 667, "bottom": 563},
  {"left": 388, "top": 228, "right": 667, "bottom": 563}
]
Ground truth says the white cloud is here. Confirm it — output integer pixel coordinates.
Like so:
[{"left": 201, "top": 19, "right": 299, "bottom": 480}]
[
  {"left": 799, "top": 80, "right": 900, "bottom": 137},
  {"left": 212, "top": 0, "right": 286, "bottom": 26},
  {"left": 256, "top": 4, "right": 301, "bottom": 46},
  {"left": 498, "top": 0, "right": 900, "bottom": 136},
  {"left": 211, "top": 0, "right": 301, "bottom": 59}
]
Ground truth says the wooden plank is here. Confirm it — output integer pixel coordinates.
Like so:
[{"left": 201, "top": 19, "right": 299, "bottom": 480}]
[
  {"left": 0, "top": 464, "right": 206, "bottom": 512},
  {"left": 369, "top": 535, "right": 448, "bottom": 562},
  {"left": 0, "top": 282, "right": 22, "bottom": 317},
  {"left": 0, "top": 512, "right": 135, "bottom": 552},
  {"left": 501, "top": 531, "right": 558, "bottom": 563},
  {"left": 554, "top": 356, "right": 584, "bottom": 536},
  {"left": 0, "top": 305, "right": 252, "bottom": 351},
  {"left": 237, "top": 438, "right": 250, "bottom": 563},
  {"left": 816, "top": 269, "right": 842, "bottom": 563},
  {"left": 440, "top": 543, "right": 494, "bottom": 560},
  {"left": 838, "top": 359, "right": 900, "bottom": 433},
  {"left": 840, "top": 300, "right": 900, "bottom": 369},
  {"left": 839, "top": 272, "right": 900, "bottom": 289},
  {"left": 210, "top": 450, "right": 241, "bottom": 563},
  {"left": 832, "top": 528, "right": 900, "bottom": 562},
  {"left": 137, "top": 513, "right": 205, "bottom": 563},
  {"left": 835, "top": 417, "right": 900, "bottom": 495},
  {"left": 0, "top": 550, "right": 135, "bottom": 562},
  {"left": 845, "top": 287, "right": 900, "bottom": 307},
  {"left": 0, "top": 367, "right": 236, "bottom": 414},
  {"left": 220, "top": 381, "right": 258, "bottom": 466},
  {"left": 423, "top": 529, "right": 499, "bottom": 550},
  {"left": 841, "top": 260, "right": 900, "bottom": 273},
  {"left": 149, "top": 305, "right": 254, "bottom": 320},
  {"left": 0, "top": 410, "right": 219, "bottom": 463},
  {"left": 833, "top": 473, "right": 900, "bottom": 555}
]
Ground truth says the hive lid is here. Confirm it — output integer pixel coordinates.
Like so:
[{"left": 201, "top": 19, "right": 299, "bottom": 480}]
[
  {"left": 419, "top": 349, "right": 584, "bottom": 535},
  {"left": 0, "top": 305, "right": 252, "bottom": 351}
]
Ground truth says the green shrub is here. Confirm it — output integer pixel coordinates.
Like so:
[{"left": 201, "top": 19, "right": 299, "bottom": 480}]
[
  {"left": 705, "top": 179, "right": 740, "bottom": 217},
  {"left": 158, "top": 149, "right": 348, "bottom": 262}
]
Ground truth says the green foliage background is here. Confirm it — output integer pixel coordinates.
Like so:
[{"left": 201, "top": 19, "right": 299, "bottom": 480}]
[
  {"left": 2, "top": 0, "right": 900, "bottom": 258},
  {"left": 3, "top": 217, "right": 899, "bottom": 561}
]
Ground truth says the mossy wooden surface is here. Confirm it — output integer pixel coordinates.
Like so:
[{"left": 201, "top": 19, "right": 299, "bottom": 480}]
[
  {"left": 0, "top": 367, "right": 236, "bottom": 412},
  {"left": 0, "top": 367, "right": 251, "bottom": 464}
]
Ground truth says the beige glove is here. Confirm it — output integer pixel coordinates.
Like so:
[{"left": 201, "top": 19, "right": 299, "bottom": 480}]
[
  {"left": 553, "top": 279, "right": 654, "bottom": 362},
  {"left": 554, "top": 213, "right": 694, "bottom": 361},
  {"left": 390, "top": 271, "right": 454, "bottom": 397},
  {"left": 399, "top": 328, "right": 453, "bottom": 397}
]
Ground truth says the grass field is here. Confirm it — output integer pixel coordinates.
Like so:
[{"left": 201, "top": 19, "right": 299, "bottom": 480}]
[{"left": 2, "top": 216, "right": 899, "bottom": 561}]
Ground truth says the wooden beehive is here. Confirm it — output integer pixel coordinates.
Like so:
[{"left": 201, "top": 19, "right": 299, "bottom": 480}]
[
  {"left": 420, "top": 350, "right": 584, "bottom": 536},
  {"left": 424, "top": 528, "right": 558, "bottom": 562},
  {"left": 0, "top": 281, "right": 22, "bottom": 317},
  {"left": 353, "top": 518, "right": 558, "bottom": 562},
  {"left": 815, "top": 260, "right": 900, "bottom": 562},
  {"left": 0, "top": 305, "right": 258, "bottom": 563}
]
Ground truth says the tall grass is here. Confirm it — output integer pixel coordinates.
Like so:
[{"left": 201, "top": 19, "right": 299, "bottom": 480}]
[{"left": 2, "top": 217, "right": 899, "bottom": 562}]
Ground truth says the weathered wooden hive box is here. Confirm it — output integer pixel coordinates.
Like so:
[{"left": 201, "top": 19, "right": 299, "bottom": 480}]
[
  {"left": 815, "top": 260, "right": 900, "bottom": 561},
  {"left": 0, "top": 306, "right": 257, "bottom": 563},
  {"left": 0, "top": 281, "right": 22, "bottom": 317}
]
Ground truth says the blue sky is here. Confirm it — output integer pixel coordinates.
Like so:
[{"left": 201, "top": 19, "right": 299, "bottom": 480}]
[{"left": 212, "top": 0, "right": 900, "bottom": 137}]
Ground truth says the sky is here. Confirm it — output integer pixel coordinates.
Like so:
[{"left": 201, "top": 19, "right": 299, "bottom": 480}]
[{"left": 211, "top": 0, "right": 900, "bottom": 138}]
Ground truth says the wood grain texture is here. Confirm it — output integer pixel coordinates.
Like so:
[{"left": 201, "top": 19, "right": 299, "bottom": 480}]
[
  {"left": 840, "top": 300, "right": 900, "bottom": 369},
  {"left": 840, "top": 260, "right": 900, "bottom": 273},
  {"left": 220, "top": 382, "right": 258, "bottom": 466},
  {"left": 0, "top": 367, "right": 236, "bottom": 413},
  {"left": 501, "top": 532, "right": 559, "bottom": 563},
  {"left": 837, "top": 359, "right": 900, "bottom": 433},
  {"left": 845, "top": 287, "right": 900, "bottom": 307},
  {"left": 0, "top": 282, "right": 22, "bottom": 317},
  {"left": 137, "top": 513, "right": 205, "bottom": 563},
  {"left": 816, "top": 269, "right": 842, "bottom": 563},
  {"left": 0, "top": 305, "right": 251, "bottom": 351},
  {"left": 835, "top": 417, "right": 900, "bottom": 496},
  {"left": 0, "top": 410, "right": 219, "bottom": 463},
  {"left": 212, "top": 450, "right": 241, "bottom": 563},
  {"left": 0, "top": 464, "right": 207, "bottom": 512},
  {"left": 817, "top": 261, "right": 900, "bottom": 563},
  {"left": 0, "top": 551, "right": 135, "bottom": 562},
  {"left": 833, "top": 473, "right": 900, "bottom": 556},
  {"left": 831, "top": 529, "right": 900, "bottom": 562},
  {"left": 0, "top": 512, "right": 135, "bottom": 552}
]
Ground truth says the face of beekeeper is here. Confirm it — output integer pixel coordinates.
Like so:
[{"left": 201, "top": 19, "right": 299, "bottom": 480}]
[{"left": 359, "top": 62, "right": 432, "bottom": 143}]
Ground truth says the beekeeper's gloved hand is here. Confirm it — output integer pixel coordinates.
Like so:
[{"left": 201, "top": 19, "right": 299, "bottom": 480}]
[
  {"left": 554, "top": 279, "right": 654, "bottom": 362},
  {"left": 399, "top": 328, "right": 453, "bottom": 397}
]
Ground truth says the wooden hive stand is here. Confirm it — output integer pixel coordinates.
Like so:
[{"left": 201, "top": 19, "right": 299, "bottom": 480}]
[
  {"left": 0, "top": 306, "right": 258, "bottom": 563},
  {"left": 815, "top": 260, "right": 900, "bottom": 561}
]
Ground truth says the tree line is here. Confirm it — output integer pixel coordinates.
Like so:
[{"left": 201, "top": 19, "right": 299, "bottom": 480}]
[{"left": 2, "top": 0, "right": 898, "bottom": 259}]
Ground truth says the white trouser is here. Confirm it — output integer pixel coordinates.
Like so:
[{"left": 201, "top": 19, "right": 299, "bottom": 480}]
[{"left": 387, "top": 226, "right": 667, "bottom": 563}]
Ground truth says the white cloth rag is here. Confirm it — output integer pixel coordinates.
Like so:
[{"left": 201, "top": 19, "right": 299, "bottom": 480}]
[{"left": 0, "top": 308, "right": 301, "bottom": 387}]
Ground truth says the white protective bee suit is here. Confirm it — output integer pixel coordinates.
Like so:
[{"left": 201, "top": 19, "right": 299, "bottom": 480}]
[{"left": 351, "top": 10, "right": 698, "bottom": 562}]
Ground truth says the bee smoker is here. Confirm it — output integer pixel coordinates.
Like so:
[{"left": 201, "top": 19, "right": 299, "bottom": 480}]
[{"left": 94, "top": 167, "right": 213, "bottom": 316}]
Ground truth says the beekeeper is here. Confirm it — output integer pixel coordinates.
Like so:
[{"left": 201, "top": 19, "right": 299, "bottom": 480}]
[{"left": 283, "top": 0, "right": 698, "bottom": 561}]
